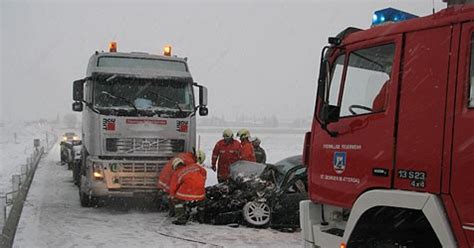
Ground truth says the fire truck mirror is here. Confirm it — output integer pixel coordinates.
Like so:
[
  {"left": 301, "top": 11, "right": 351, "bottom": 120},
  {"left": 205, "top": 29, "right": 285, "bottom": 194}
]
[
  {"left": 73, "top": 79, "right": 85, "bottom": 101},
  {"left": 320, "top": 103, "right": 340, "bottom": 123},
  {"left": 72, "top": 101, "right": 83, "bottom": 112}
]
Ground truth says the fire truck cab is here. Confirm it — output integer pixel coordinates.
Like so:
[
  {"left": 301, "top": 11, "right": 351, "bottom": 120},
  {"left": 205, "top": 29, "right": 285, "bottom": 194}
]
[{"left": 301, "top": 3, "right": 474, "bottom": 248}]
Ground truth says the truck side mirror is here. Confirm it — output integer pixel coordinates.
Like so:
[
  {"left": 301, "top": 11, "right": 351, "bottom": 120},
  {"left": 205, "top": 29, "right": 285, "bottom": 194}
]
[
  {"left": 199, "top": 86, "right": 208, "bottom": 106},
  {"left": 199, "top": 106, "right": 208, "bottom": 116},
  {"left": 73, "top": 79, "right": 85, "bottom": 101},
  {"left": 320, "top": 104, "right": 340, "bottom": 123},
  {"left": 72, "top": 101, "right": 83, "bottom": 112}
]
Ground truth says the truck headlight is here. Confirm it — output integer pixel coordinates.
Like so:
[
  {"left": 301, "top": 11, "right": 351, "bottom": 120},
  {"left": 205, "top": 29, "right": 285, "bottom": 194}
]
[
  {"left": 73, "top": 136, "right": 79, "bottom": 141},
  {"left": 93, "top": 162, "right": 104, "bottom": 180}
]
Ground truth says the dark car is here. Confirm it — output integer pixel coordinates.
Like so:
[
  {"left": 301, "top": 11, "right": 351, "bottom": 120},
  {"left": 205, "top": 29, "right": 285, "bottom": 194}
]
[{"left": 196, "top": 155, "right": 307, "bottom": 229}]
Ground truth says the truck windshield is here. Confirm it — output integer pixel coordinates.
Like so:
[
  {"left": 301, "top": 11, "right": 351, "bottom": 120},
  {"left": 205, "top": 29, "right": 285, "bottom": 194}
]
[
  {"left": 330, "top": 43, "right": 395, "bottom": 117},
  {"left": 93, "top": 78, "right": 194, "bottom": 116},
  {"left": 98, "top": 56, "right": 187, "bottom": 72}
]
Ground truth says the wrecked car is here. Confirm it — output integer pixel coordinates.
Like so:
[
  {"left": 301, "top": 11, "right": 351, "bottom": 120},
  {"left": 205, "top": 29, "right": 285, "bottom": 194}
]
[{"left": 196, "top": 155, "right": 307, "bottom": 229}]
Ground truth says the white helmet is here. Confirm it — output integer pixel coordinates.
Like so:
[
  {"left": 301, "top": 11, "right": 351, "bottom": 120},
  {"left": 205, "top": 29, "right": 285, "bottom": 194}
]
[
  {"left": 251, "top": 137, "right": 261, "bottom": 146},
  {"left": 172, "top": 158, "right": 185, "bottom": 170},
  {"left": 195, "top": 149, "right": 206, "bottom": 164},
  {"left": 223, "top": 129, "right": 233, "bottom": 139},
  {"left": 237, "top": 128, "right": 251, "bottom": 139}
]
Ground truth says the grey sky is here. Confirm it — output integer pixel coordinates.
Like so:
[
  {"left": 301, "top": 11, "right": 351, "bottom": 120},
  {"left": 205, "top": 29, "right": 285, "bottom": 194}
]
[{"left": 1, "top": 0, "right": 445, "bottom": 121}]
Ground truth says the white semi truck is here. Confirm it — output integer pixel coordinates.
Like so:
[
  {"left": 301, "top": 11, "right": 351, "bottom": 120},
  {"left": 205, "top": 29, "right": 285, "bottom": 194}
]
[{"left": 72, "top": 43, "right": 208, "bottom": 206}]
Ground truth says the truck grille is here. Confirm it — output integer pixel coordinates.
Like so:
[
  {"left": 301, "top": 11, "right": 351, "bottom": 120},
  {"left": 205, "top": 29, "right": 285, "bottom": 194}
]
[
  {"left": 120, "top": 176, "right": 157, "bottom": 188},
  {"left": 116, "top": 160, "right": 168, "bottom": 188},
  {"left": 106, "top": 138, "right": 185, "bottom": 155}
]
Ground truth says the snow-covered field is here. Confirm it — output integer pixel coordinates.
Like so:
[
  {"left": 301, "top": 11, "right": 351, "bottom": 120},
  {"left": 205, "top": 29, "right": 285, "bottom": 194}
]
[
  {"left": 0, "top": 122, "right": 56, "bottom": 195},
  {"left": 13, "top": 129, "right": 306, "bottom": 248}
]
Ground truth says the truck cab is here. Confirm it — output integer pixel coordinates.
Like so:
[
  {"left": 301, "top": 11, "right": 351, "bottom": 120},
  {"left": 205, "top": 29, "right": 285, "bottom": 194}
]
[
  {"left": 301, "top": 4, "right": 474, "bottom": 248},
  {"left": 72, "top": 44, "right": 208, "bottom": 206}
]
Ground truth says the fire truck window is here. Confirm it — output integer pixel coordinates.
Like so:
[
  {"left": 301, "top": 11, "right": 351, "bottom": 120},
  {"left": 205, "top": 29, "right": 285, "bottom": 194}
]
[
  {"left": 469, "top": 34, "right": 474, "bottom": 108},
  {"left": 328, "top": 55, "right": 345, "bottom": 106},
  {"left": 340, "top": 44, "right": 395, "bottom": 117}
]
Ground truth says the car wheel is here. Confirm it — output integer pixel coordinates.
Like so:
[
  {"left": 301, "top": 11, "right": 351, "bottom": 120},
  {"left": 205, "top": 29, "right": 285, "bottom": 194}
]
[{"left": 242, "top": 201, "right": 271, "bottom": 227}]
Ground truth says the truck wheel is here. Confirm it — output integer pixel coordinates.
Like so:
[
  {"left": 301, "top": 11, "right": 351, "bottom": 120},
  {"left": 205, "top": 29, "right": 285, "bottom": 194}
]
[
  {"left": 80, "top": 191, "right": 92, "bottom": 207},
  {"left": 73, "top": 163, "right": 80, "bottom": 186},
  {"left": 242, "top": 201, "right": 271, "bottom": 227}
]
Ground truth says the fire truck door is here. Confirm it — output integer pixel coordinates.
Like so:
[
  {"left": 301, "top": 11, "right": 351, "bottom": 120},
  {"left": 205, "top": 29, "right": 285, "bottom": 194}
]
[
  {"left": 451, "top": 21, "right": 474, "bottom": 246},
  {"left": 310, "top": 35, "right": 402, "bottom": 207}
]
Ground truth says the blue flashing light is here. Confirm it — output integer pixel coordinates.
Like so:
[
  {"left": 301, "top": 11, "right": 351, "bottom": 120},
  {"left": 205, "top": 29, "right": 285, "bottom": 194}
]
[{"left": 371, "top": 8, "right": 418, "bottom": 26}]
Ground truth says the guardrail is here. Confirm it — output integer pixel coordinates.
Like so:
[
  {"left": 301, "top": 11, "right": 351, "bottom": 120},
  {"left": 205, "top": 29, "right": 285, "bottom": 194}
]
[{"left": 0, "top": 134, "right": 55, "bottom": 248}]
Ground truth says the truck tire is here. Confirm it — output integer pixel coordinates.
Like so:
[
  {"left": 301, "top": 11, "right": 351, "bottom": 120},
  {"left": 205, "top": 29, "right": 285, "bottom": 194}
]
[
  {"left": 80, "top": 191, "right": 92, "bottom": 207},
  {"left": 73, "top": 162, "right": 81, "bottom": 186}
]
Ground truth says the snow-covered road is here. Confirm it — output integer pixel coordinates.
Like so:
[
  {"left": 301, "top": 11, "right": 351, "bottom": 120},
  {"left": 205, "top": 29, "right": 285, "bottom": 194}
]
[{"left": 13, "top": 141, "right": 303, "bottom": 248}]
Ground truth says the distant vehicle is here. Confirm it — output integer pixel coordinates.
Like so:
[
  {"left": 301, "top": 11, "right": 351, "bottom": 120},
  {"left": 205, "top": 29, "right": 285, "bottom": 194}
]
[
  {"left": 197, "top": 155, "right": 307, "bottom": 229},
  {"left": 60, "top": 132, "right": 80, "bottom": 163},
  {"left": 61, "top": 132, "right": 80, "bottom": 142}
]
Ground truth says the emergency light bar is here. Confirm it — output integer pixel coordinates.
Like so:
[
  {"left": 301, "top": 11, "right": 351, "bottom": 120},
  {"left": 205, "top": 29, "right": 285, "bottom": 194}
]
[
  {"left": 163, "top": 45, "right": 172, "bottom": 56},
  {"left": 109, "top": 41, "right": 117, "bottom": 52},
  {"left": 372, "top": 8, "right": 418, "bottom": 26}
]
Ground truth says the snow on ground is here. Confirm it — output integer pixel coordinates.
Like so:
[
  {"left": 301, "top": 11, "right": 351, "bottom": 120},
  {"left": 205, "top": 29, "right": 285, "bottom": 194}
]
[
  {"left": 14, "top": 130, "right": 306, "bottom": 248},
  {"left": 0, "top": 122, "right": 56, "bottom": 195}
]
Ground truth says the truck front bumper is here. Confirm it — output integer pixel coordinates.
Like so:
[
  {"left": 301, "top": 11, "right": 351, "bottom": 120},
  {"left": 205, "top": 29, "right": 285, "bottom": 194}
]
[{"left": 81, "top": 157, "right": 168, "bottom": 198}]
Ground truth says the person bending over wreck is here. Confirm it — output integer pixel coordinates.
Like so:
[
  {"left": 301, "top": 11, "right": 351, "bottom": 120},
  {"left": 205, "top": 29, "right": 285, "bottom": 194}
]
[
  {"left": 157, "top": 151, "right": 197, "bottom": 214},
  {"left": 169, "top": 150, "right": 207, "bottom": 225}
]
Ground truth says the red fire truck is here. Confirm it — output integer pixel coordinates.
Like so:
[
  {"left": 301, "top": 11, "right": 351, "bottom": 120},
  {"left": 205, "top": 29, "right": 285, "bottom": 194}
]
[{"left": 300, "top": 2, "right": 474, "bottom": 248}]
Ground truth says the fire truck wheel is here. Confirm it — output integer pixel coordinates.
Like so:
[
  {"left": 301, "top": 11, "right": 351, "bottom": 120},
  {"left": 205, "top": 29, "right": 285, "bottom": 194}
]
[{"left": 242, "top": 201, "right": 271, "bottom": 227}]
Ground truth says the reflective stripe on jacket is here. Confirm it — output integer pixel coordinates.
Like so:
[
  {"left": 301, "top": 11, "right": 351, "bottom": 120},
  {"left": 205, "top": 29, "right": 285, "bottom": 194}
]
[
  {"left": 157, "top": 160, "right": 173, "bottom": 193},
  {"left": 169, "top": 163, "right": 207, "bottom": 201}
]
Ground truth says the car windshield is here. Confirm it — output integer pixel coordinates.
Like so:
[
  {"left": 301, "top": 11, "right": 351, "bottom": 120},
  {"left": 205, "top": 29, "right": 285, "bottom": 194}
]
[
  {"left": 229, "top": 161, "right": 268, "bottom": 181},
  {"left": 274, "top": 155, "right": 303, "bottom": 175},
  {"left": 93, "top": 78, "right": 194, "bottom": 112},
  {"left": 65, "top": 132, "right": 76, "bottom": 137}
]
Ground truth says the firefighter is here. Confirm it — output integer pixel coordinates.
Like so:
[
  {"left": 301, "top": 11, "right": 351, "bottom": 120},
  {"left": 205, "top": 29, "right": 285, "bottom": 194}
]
[
  {"left": 169, "top": 150, "right": 207, "bottom": 225},
  {"left": 157, "top": 152, "right": 197, "bottom": 214},
  {"left": 211, "top": 129, "right": 241, "bottom": 183},
  {"left": 251, "top": 137, "right": 266, "bottom": 164},
  {"left": 236, "top": 128, "right": 256, "bottom": 162}
]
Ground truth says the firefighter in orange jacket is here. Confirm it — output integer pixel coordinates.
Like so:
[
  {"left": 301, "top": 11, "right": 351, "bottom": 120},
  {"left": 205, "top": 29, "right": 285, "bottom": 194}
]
[
  {"left": 169, "top": 150, "right": 207, "bottom": 225},
  {"left": 157, "top": 152, "right": 197, "bottom": 214},
  {"left": 237, "top": 128, "right": 256, "bottom": 162},
  {"left": 157, "top": 152, "right": 196, "bottom": 193},
  {"left": 211, "top": 129, "right": 241, "bottom": 183}
]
